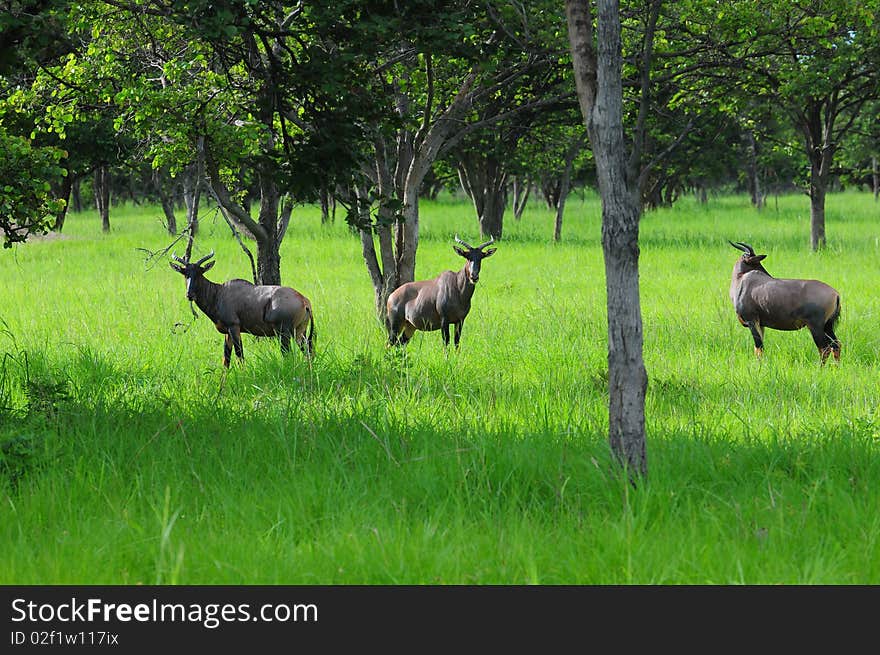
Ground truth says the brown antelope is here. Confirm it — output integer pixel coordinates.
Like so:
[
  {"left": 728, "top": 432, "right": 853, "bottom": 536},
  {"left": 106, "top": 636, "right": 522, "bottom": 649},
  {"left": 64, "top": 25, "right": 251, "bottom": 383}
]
[
  {"left": 170, "top": 251, "right": 314, "bottom": 367},
  {"left": 728, "top": 241, "right": 840, "bottom": 363},
  {"left": 386, "top": 236, "right": 497, "bottom": 348}
]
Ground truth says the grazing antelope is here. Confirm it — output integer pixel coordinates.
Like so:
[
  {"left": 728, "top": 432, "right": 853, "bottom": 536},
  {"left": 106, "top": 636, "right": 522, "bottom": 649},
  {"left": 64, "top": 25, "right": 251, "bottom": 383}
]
[
  {"left": 170, "top": 251, "right": 314, "bottom": 367},
  {"left": 728, "top": 241, "right": 840, "bottom": 363},
  {"left": 386, "top": 236, "right": 497, "bottom": 348}
]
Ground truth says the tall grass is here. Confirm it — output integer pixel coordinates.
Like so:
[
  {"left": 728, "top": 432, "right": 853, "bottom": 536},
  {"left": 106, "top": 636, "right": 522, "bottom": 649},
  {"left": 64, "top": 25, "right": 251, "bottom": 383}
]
[{"left": 0, "top": 190, "right": 878, "bottom": 583}]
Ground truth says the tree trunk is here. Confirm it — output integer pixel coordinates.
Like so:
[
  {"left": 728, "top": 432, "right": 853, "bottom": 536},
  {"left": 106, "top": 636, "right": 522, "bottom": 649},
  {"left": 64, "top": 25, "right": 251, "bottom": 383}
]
[
  {"left": 458, "top": 154, "right": 508, "bottom": 240},
  {"left": 53, "top": 167, "right": 73, "bottom": 232},
  {"left": 744, "top": 129, "right": 763, "bottom": 209},
  {"left": 872, "top": 156, "right": 878, "bottom": 201},
  {"left": 697, "top": 184, "right": 708, "bottom": 205},
  {"left": 94, "top": 165, "right": 111, "bottom": 233},
  {"left": 553, "top": 137, "right": 585, "bottom": 242},
  {"left": 204, "top": 141, "right": 284, "bottom": 286},
  {"left": 512, "top": 176, "right": 531, "bottom": 220},
  {"left": 809, "top": 171, "right": 827, "bottom": 251},
  {"left": 807, "top": 135, "right": 831, "bottom": 251},
  {"left": 359, "top": 133, "right": 406, "bottom": 321},
  {"left": 567, "top": 0, "right": 647, "bottom": 479},
  {"left": 320, "top": 187, "right": 336, "bottom": 224},
  {"left": 800, "top": 99, "right": 836, "bottom": 251},
  {"left": 358, "top": 65, "right": 478, "bottom": 328},
  {"left": 542, "top": 178, "right": 560, "bottom": 209},
  {"left": 398, "top": 181, "right": 420, "bottom": 286},
  {"left": 71, "top": 177, "right": 82, "bottom": 213},
  {"left": 152, "top": 169, "right": 178, "bottom": 235},
  {"left": 182, "top": 162, "right": 201, "bottom": 238}
]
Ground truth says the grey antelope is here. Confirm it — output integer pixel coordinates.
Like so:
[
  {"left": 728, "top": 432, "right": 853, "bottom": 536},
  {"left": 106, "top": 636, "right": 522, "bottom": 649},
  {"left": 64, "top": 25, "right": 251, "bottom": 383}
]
[
  {"left": 386, "top": 236, "right": 497, "bottom": 348},
  {"left": 728, "top": 241, "right": 840, "bottom": 363},
  {"left": 170, "top": 251, "right": 314, "bottom": 367}
]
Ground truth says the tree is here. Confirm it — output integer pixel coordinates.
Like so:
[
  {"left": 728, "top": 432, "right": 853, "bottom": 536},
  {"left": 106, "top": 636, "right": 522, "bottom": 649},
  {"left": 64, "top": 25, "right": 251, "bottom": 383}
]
[
  {"left": 450, "top": 18, "right": 573, "bottom": 241},
  {"left": 837, "top": 98, "right": 880, "bottom": 197},
  {"left": 28, "top": 1, "right": 387, "bottom": 284},
  {"left": 354, "top": 1, "right": 569, "bottom": 318},
  {"left": 0, "top": 126, "right": 65, "bottom": 247},
  {"left": 566, "top": 0, "right": 650, "bottom": 478},
  {"left": 678, "top": 0, "right": 880, "bottom": 249}
]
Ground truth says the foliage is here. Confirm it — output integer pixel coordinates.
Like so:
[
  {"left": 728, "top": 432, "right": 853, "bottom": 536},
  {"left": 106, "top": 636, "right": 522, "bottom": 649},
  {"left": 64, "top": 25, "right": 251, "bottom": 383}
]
[
  {"left": 0, "top": 126, "right": 65, "bottom": 246},
  {"left": 0, "top": 0, "right": 74, "bottom": 74}
]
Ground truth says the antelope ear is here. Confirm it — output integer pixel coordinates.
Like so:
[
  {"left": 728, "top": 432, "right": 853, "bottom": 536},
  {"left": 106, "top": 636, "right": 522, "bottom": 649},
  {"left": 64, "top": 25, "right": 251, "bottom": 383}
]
[
  {"left": 170, "top": 262, "right": 184, "bottom": 273},
  {"left": 202, "top": 260, "right": 216, "bottom": 272},
  {"left": 482, "top": 248, "right": 497, "bottom": 258},
  {"left": 751, "top": 254, "right": 767, "bottom": 262},
  {"left": 453, "top": 246, "right": 468, "bottom": 258}
]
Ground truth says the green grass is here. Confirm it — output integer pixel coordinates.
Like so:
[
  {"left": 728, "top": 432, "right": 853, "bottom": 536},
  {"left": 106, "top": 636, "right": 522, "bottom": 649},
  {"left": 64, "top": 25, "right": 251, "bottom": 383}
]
[{"left": 1, "top": 190, "right": 878, "bottom": 584}]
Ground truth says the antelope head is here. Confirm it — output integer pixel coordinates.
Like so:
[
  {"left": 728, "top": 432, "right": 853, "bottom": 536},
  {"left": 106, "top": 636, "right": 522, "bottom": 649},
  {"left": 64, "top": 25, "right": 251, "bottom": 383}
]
[
  {"left": 453, "top": 235, "right": 497, "bottom": 284},
  {"left": 170, "top": 250, "right": 215, "bottom": 300}
]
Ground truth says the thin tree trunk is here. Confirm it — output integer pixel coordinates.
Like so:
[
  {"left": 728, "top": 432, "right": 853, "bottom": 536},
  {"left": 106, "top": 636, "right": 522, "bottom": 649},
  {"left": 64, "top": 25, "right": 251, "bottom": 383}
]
[
  {"left": 807, "top": 138, "right": 831, "bottom": 251},
  {"left": 872, "top": 156, "right": 878, "bottom": 201},
  {"left": 320, "top": 188, "right": 333, "bottom": 224},
  {"left": 512, "top": 176, "right": 531, "bottom": 220},
  {"left": 542, "top": 178, "right": 560, "bottom": 209},
  {"left": 256, "top": 182, "right": 281, "bottom": 286},
  {"left": 71, "top": 177, "right": 82, "bottom": 213},
  {"left": 182, "top": 164, "right": 201, "bottom": 239},
  {"left": 94, "top": 165, "right": 111, "bottom": 233},
  {"left": 553, "top": 137, "right": 585, "bottom": 242},
  {"left": 152, "top": 169, "right": 178, "bottom": 235},
  {"left": 567, "top": 0, "right": 647, "bottom": 479},
  {"left": 204, "top": 141, "right": 283, "bottom": 286},
  {"left": 697, "top": 184, "right": 708, "bottom": 205},
  {"left": 53, "top": 167, "right": 73, "bottom": 232},
  {"left": 800, "top": 99, "right": 836, "bottom": 251},
  {"left": 458, "top": 154, "right": 508, "bottom": 240},
  {"left": 360, "top": 139, "right": 402, "bottom": 319},
  {"left": 810, "top": 172, "right": 827, "bottom": 251},
  {"left": 744, "top": 129, "right": 763, "bottom": 209}
]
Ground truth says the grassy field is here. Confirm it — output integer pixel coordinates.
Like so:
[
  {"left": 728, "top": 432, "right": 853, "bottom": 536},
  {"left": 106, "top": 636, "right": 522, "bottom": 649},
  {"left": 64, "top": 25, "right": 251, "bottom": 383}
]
[{"left": 0, "top": 190, "right": 878, "bottom": 584}]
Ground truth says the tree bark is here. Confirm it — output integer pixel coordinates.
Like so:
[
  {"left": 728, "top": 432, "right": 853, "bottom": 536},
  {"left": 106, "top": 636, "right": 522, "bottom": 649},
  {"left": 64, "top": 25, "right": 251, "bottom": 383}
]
[
  {"left": 255, "top": 171, "right": 282, "bottom": 285},
  {"left": 71, "top": 177, "right": 82, "bottom": 213},
  {"left": 359, "top": 133, "right": 403, "bottom": 320},
  {"left": 744, "top": 129, "right": 763, "bottom": 209},
  {"left": 798, "top": 99, "right": 837, "bottom": 251},
  {"left": 320, "top": 188, "right": 335, "bottom": 224},
  {"left": 512, "top": 176, "right": 531, "bottom": 220},
  {"left": 872, "top": 156, "right": 878, "bottom": 201},
  {"left": 542, "top": 178, "right": 560, "bottom": 209},
  {"left": 94, "top": 165, "right": 111, "bottom": 233},
  {"left": 458, "top": 153, "right": 508, "bottom": 240},
  {"left": 567, "top": 0, "right": 648, "bottom": 479},
  {"left": 809, "top": 171, "right": 827, "bottom": 251},
  {"left": 182, "top": 161, "right": 201, "bottom": 239},
  {"left": 553, "top": 136, "right": 585, "bottom": 242},
  {"left": 53, "top": 166, "right": 73, "bottom": 232},
  {"left": 152, "top": 169, "right": 178, "bottom": 235}
]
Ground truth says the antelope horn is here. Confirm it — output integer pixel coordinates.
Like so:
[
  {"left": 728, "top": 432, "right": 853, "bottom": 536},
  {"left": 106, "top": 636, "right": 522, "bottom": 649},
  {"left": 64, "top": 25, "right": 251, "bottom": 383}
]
[
  {"left": 172, "top": 252, "right": 187, "bottom": 263},
  {"left": 476, "top": 236, "right": 495, "bottom": 250},
  {"left": 729, "top": 241, "right": 754, "bottom": 255},
  {"left": 194, "top": 250, "right": 215, "bottom": 266},
  {"left": 454, "top": 234, "right": 474, "bottom": 249}
]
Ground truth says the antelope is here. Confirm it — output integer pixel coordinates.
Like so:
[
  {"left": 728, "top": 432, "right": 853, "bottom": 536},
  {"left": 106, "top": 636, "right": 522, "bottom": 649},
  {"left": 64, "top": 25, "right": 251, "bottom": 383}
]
[
  {"left": 386, "top": 236, "right": 497, "bottom": 348},
  {"left": 170, "top": 251, "right": 314, "bottom": 367},
  {"left": 728, "top": 241, "right": 840, "bottom": 363}
]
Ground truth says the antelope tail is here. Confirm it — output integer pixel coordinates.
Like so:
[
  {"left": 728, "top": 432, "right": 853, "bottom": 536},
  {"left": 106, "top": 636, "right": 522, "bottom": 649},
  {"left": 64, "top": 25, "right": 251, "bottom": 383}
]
[{"left": 306, "top": 305, "right": 315, "bottom": 354}]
